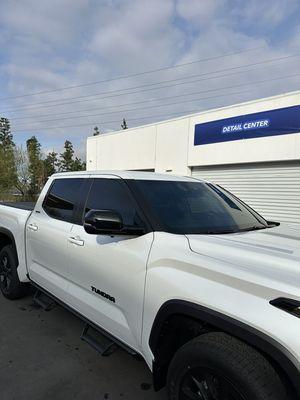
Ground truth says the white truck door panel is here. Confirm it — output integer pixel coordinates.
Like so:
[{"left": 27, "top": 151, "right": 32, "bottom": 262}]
[
  {"left": 66, "top": 177, "right": 153, "bottom": 351},
  {"left": 68, "top": 229, "right": 153, "bottom": 350},
  {"left": 26, "top": 177, "right": 86, "bottom": 300},
  {"left": 26, "top": 212, "right": 72, "bottom": 297}
]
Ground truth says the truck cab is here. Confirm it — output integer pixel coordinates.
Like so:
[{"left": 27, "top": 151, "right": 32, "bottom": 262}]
[{"left": 0, "top": 170, "right": 299, "bottom": 400}]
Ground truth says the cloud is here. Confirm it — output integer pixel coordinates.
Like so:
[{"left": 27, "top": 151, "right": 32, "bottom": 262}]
[
  {"left": 176, "top": 0, "right": 222, "bottom": 27},
  {"left": 0, "top": 0, "right": 299, "bottom": 155},
  {"left": 88, "top": 0, "right": 183, "bottom": 72},
  {"left": 0, "top": 0, "right": 90, "bottom": 46},
  {"left": 230, "top": 0, "right": 299, "bottom": 28}
]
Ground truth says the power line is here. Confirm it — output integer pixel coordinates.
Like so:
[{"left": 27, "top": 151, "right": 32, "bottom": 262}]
[
  {"left": 11, "top": 91, "right": 250, "bottom": 127},
  {"left": 14, "top": 85, "right": 241, "bottom": 122},
  {"left": 4, "top": 52, "right": 300, "bottom": 113},
  {"left": 10, "top": 57, "right": 299, "bottom": 121},
  {"left": 11, "top": 72, "right": 300, "bottom": 129},
  {"left": 10, "top": 108, "right": 216, "bottom": 133},
  {"left": 0, "top": 47, "right": 264, "bottom": 101}
]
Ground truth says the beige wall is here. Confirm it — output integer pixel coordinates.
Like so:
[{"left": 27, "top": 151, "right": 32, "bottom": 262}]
[
  {"left": 155, "top": 118, "right": 190, "bottom": 175},
  {"left": 87, "top": 125, "right": 156, "bottom": 171},
  {"left": 87, "top": 115, "right": 191, "bottom": 174}
]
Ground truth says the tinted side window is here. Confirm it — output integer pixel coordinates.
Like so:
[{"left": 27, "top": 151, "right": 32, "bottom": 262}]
[
  {"left": 43, "top": 178, "right": 85, "bottom": 223},
  {"left": 85, "top": 179, "right": 143, "bottom": 227}
]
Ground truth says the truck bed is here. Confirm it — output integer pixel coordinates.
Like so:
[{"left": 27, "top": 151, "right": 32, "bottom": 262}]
[{"left": 0, "top": 202, "right": 36, "bottom": 211}]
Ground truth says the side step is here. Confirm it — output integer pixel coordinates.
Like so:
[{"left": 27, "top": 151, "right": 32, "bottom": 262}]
[
  {"left": 29, "top": 282, "right": 138, "bottom": 358},
  {"left": 81, "top": 323, "right": 118, "bottom": 356},
  {"left": 33, "top": 290, "right": 56, "bottom": 311}
]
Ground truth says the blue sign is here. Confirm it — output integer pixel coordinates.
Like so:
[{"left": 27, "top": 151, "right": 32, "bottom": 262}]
[{"left": 194, "top": 105, "right": 300, "bottom": 146}]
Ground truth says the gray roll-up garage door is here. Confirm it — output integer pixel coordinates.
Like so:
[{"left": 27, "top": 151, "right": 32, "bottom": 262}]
[{"left": 191, "top": 161, "right": 300, "bottom": 225}]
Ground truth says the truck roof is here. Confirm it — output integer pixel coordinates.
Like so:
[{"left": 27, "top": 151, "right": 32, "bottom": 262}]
[{"left": 51, "top": 170, "right": 203, "bottom": 182}]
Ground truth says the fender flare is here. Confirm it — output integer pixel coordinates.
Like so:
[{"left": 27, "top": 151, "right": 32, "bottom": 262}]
[
  {"left": 149, "top": 300, "right": 300, "bottom": 396},
  {"left": 0, "top": 227, "right": 19, "bottom": 265}
]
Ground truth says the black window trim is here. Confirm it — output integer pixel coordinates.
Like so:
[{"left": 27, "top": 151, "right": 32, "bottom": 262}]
[
  {"left": 73, "top": 178, "right": 92, "bottom": 225},
  {"left": 124, "top": 179, "right": 161, "bottom": 232}
]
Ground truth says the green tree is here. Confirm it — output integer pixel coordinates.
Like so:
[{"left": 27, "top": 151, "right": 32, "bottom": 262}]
[
  {"left": 60, "top": 140, "right": 85, "bottom": 172},
  {"left": 0, "top": 117, "right": 14, "bottom": 147},
  {"left": 0, "top": 118, "right": 17, "bottom": 198},
  {"left": 26, "top": 136, "right": 44, "bottom": 196},
  {"left": 72, "top": 157, "right": 86, "bottom": 171},
  {"left": 44, "top": 151, "right": 58, "bottom": 179},
  {"left": 60, "top": 140, "right": 74, "bottom": 172}
]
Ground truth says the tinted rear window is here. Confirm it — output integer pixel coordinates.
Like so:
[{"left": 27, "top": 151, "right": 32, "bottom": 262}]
[{"left": 43, "top": 178, "right": 85, "bottom": 223}]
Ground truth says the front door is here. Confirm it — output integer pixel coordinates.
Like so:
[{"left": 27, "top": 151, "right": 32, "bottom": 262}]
[{"left": 67, "top": 176, "right": 153, "bottom": 352}]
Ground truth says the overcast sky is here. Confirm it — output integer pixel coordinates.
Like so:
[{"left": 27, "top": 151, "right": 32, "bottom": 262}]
[{"left": 1, "top": 0, "right": 300, "bottom": 158}]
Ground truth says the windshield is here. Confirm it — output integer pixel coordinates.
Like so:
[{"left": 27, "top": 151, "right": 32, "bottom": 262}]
[{"left": 136, "top": 180, "right": 270, "bottom": 234}]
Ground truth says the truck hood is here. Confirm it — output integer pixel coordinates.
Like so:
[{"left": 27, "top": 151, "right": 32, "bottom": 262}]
[{"left": 186, "top": 224, "right": 300, "bottom": 292}]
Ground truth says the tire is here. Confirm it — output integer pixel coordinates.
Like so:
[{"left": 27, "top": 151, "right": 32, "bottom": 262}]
[
  {"left": 0, "top": 245, "right": 28, "bottom": 299},
  {"left": 167, "top": 332, "right": 288, "bottom": 400}
]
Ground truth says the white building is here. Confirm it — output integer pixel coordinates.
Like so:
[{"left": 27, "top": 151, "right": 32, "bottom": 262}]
[{"left": 87, "top": 90, "right": 300, "bottom": 225}]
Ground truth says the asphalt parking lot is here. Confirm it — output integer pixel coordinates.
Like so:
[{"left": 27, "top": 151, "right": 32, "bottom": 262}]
[{"left": 0, "top": 292, "right": 166, "bottom": 400}]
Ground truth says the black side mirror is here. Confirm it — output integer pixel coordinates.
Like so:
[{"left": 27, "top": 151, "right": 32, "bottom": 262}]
[{"left": 84, "top": 209, "right": 123, "bottom": 235}]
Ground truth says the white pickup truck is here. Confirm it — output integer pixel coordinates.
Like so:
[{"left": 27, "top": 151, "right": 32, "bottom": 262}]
[{"left": 0, "top": 171, "right": 299, "bottom": 400}]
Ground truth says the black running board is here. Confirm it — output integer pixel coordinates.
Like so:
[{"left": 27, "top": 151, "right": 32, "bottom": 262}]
[
  {"left": 33, "top": 290, "right": 56, "bottom": 311},
  {"left": 81, "top": 323, "right": 118, "bottom": 356},
  {"left": 29, "top": 280, "right": 138, "bottom": 357}
]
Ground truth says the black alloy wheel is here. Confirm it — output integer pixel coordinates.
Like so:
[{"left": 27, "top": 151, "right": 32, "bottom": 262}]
[
  {"left": 167, "top": 332, "right": 288, "bottom": 400},
  {"left": 0, "top": 252, "right": 12, "bottom": 292},
  {"left": 180, "top": 367, "right": 246, "bottom": 400},
  {"left": 0, "top": 245, "right": 28, "bottom": 299}
]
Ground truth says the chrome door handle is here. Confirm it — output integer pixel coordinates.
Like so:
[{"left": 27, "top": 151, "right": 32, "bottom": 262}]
[
  {"left": 28, "top": 223, "right": 38, "bottom": 231},
  {"left": 68, "top": 236, "right": 84, "bottom": 246}
]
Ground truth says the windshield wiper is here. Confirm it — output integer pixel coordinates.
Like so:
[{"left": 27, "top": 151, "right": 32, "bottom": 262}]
[
  {"left": 199, "top": 229, "right": 239, "bottom": 234},
  {"left": 238, "top": 226, "right": 268, "bottom": 232},
  {"left": 202, "top": 226, "right": 268, "bottom": 234},
  {"left": 193, "top": 226, "right": 269, "bottom": 235}
]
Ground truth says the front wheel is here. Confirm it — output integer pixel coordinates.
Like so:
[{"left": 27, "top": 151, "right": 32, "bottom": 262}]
[
  {"left": 167, "top": 332, "right": 288, "bottom": 400},
  {"left": 0, "top": 245, "right": 28, "bottom": 299}
]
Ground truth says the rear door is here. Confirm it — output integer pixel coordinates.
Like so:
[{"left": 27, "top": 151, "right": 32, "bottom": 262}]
[
  {"left": 67, "top": 176, "right": 154, "bottom": 351},
  {"left": 26, "top": 177, "right": 87, "bottom": 300}
]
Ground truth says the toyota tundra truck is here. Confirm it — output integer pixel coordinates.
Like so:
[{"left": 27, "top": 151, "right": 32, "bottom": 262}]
[{"left": 0, "top": 170, "right": 299, "bottom": 400}]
